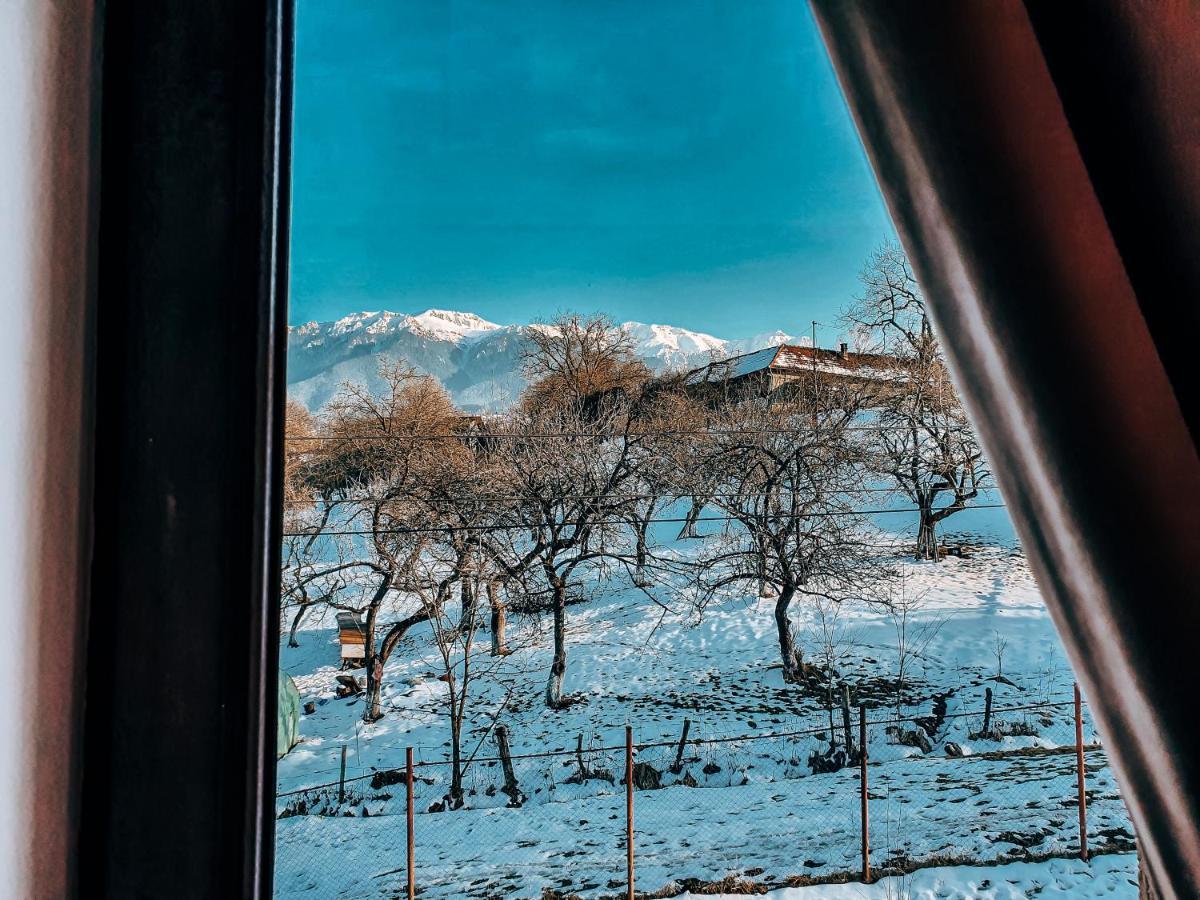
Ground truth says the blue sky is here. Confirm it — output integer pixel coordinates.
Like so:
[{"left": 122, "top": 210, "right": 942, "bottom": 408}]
[{"left": 290, "top": 0, "right": 897, "bottom": 341}]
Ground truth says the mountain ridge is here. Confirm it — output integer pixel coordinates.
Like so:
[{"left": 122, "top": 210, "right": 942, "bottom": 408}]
[{"left": 287, "top": 309, "right": 806, "bottom": 412}]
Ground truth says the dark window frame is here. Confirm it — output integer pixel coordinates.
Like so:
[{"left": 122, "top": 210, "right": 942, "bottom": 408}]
[{"left": 82, "top": 2, "right": 293, "bottom": 896}]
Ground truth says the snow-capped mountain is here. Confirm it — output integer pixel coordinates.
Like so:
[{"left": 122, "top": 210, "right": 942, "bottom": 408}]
[{"left": 287, "top": 310, "right": 803, "bottom": 413}]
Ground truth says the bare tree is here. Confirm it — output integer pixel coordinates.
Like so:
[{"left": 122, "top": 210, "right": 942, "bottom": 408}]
[
  {"left": 280, "top": 399, "right": 362, "bottom": 647},
  {"left": 520, "top": 312, "right": 650, "bottom": 411},
  {"left": 280, "top": 362, "right": 478, "bottom": 722},
  {"left": 675, "top": 392, "right": 888, "bottom": 683},
  {"left": 885, "top": 573, "right": 944, "bottom": 718},
  {"left": 400, "top": 528, "right": 496, "bottom": 809},
  {"left": 845, "top": 243, "right": 989, "bottom": 560},
  {"left": 811, "top": 594, "right": 861, "bottom": 743},
  {"left": 462, "top": 314, "right": 656, "bottom": 709},
  {"left": 991, "top": 628, "right": 1009, "bottom": 679},
  {"left": 617, "top": 376, "right": 696, "bottom": 588},
  {"left": 279, "top": 537, "right": 350, "bottom": 648},
  {"left": 485, "top": 402, "right": 643, "bottom": 709}
]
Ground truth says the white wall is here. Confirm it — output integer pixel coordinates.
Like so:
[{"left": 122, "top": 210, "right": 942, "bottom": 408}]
[{"left": 0, "top": 2, "right": 94, "bottom": 896}]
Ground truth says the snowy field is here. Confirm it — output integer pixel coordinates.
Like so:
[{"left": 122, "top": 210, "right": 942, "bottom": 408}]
[
  {"left": 275, "top": 507, "right": 1135, "bottom": 898},
  {"left": 276, "top": 745, "right": 1132, "bottom": 898},
  {"left": 692, "top": 855, "right": 1139, "bottom": 900}
]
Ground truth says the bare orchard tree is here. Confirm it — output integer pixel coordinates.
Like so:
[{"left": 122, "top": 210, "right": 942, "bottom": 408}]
[
  {"left": 519, "top": 311, "right": 650, "bottom": 411},
  {"left": 615, "top": 375, "right": 696, "bottom": 589},
  {"left": 845, "top": 243, "right": 989, "bottom": 560},
  {"left": 991, "top": 628, "right": 1009, "bottom": 679},
  {"left": 280, "top": 398, "right": 371, "bottom": 647},
  {"left": 467, "top": 314, "right": 653, "bottom": 709},
  {"left": 484, "top": 401, "right": 643, "bottom": 709},
  {"left": 408, "top": 534, "right": 538, "bottom": 810},
  {"left": 397, "top": 528, "right": 489, "bottom": 809},
  {"left": 811, "top": 593, "right": 862, "bottom": 745},
  {"left": 359, "top": 434, "right": 527, "bottom": 800},
  {"left": 675, "top": 392, "right": 888, "bottom": 682},
  {"left": 279, "top": 536, "right": 351, "bottom": 647},
  {"left": 282, "top": 399, "right": 319, "bottom": 530},
  {"left": 410, "top": 431, "right": 515, "bottom": 657},
  {"left": 282, "top": 362, "right": 478, "bottom": 723},
  {"left": 885, "top": 573, "right": 945, "bottom": 718}
]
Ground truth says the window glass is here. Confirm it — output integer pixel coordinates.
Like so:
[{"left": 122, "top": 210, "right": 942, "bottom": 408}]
[{"left": 275, "top": 3, "right": 1133, "bottom": 897}]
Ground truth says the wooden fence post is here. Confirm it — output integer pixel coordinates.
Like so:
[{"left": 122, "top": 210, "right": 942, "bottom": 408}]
[
  {"left": 860, "top": 704, "right": 870, "bottom": 883},
  {"left": 575, "top": 733, "right": 587, "bottom": 781},
  {"left": 495, "top": 724, "right": 521, "bottom": 804},
  {"left": 1075, "top": 683, "right": 1089, "bottom": 861},
  {"left": 982, "top": 687, "right": 994, "bottom": 737},
  {"left": 672, "top": 718, "right": 691, "bottom": 774},
  {"left": 406, "top": 747, "right": 415, "bottom": 900},
  {"left": 338, "top": 744, "right": 347, "bottom": 804},
  {"left": 626, "top": 725, "right": 635, "bottom": 900}
]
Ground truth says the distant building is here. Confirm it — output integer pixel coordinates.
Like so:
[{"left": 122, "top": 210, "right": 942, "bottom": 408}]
[{"left": 684, "top": 343, "right": 899, "bottom": 402}]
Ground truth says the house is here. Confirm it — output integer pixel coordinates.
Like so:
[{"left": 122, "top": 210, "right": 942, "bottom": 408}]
[{"left": 684, "top": 343, "right": 899, "bottom": 403}]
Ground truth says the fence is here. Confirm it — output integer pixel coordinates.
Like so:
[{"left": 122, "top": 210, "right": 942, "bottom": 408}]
[{"left": 273, "top": 687, "right": 1135, "bottom": 899}]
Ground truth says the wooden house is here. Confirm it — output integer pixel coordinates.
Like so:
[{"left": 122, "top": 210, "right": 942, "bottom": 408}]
[{"left": 684, "top": 343, "right": 900, "bottom": 404}]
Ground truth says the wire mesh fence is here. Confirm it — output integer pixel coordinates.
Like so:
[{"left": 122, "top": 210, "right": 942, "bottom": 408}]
[{"left": 274, "top": 691, "right": 1135, "bottom": 899}]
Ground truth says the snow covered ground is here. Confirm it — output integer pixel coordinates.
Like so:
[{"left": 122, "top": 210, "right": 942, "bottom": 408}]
[
  {"left": 275, "top": 508, "right": 1134, "bottom": 898},
  {"left": 276, "top": 743, "right": 1132, "bottom": 898},
  {"left": 684, "top": 854, "right": 1139, "bottom": 899}
]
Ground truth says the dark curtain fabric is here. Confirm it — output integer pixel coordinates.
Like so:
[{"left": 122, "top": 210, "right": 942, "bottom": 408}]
[{"left": 809, "top": 2, "right": 1200, "bottom": 896}]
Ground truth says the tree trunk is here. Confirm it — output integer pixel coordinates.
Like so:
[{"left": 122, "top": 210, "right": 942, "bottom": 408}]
[
  {"left": 459, "top": 545, "right": 476, "bottom": 627},
  {"left": 287, "top": 602, "right": 309, "bottom": 648},
  {"left": 365, "top": 654, "right": 384, "bottom": 721},
  {"left": 676, "top": 498, "right": 702, "bottom": 539},
  {"left": 448, "top": 700, "right": 464, "bottom": 808},
  {"left": 363, "top": 607, "right": 430, "bottom": 725},
  {"left": 775, "top": 586, "right": 800, "bottom": 681},
  {"left": 545, "top": 577, "right": 568, "bottom": 708},
  {"left": 916, "top": 504, "right": 940, "bottom": 561},
  {"left": 460, "top": 578, "right": 475, "bottom": 629},
  {"left": 757, "top": 533, "right": 777, "bottom": 597},
  {"left": 487, "top": 581, "right": 508, "bottom": 656},
  {"left": 634, "top": 523, "right": 650, "bottom": 587},
  {"left": 363, "top": 582, "right": 386, "bottom": 722}
]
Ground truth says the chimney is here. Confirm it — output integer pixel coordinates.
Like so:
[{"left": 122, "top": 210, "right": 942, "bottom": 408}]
[{"left": 839, "top": 342, "right": 848, "bottom": 358}]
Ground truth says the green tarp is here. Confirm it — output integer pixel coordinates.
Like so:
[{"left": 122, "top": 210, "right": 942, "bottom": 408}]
[{"left": 278, "top": 670, "right": 301, "bottom": 758}]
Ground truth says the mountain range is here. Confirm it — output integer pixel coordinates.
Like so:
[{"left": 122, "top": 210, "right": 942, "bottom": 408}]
[{"left": 287, "top": 309, "right": 804, "bottom": 413}]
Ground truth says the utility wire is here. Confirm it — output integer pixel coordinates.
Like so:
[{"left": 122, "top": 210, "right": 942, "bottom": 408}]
[
  {"left": 275, "top": 696, "right": 1082, "bottom": 796},
  {"left": 282, "top": 504, "right": 1008, "bottom": 537},
  {"left": 282, "top": 487, "right": 1002, "bottom": 506},
  {"left": 283, "top": 423, "right": 976, "bottom": 444}
]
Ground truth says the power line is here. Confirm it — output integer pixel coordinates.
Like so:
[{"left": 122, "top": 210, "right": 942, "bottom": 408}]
[
  {"left": 283, "top": 423, "right": 976, "bottom": 444},
  {"left": 282, "top": 487, "right": 1002, "bottom": 506},
  {"left": 281, "top": 503, "right": 1007, "bottom": 537}
]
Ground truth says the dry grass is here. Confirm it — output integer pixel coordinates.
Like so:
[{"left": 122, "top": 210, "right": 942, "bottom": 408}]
[{"left": 542, "top": 840, "right": 1139, "bottom": 900}]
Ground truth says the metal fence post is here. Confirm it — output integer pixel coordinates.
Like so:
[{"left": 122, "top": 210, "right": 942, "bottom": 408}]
[
  {"left": 1075, "top": 683, "right": 1089, "bottom": 861},
  {"left": 626, "top": 725, "right": 635, "bottom": 900},
  {"left": 406, "top": 747, "right": 416, "bottom": 900},
  {"left": 860, "top": 704, "right": 870, "bottom": 883}
]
